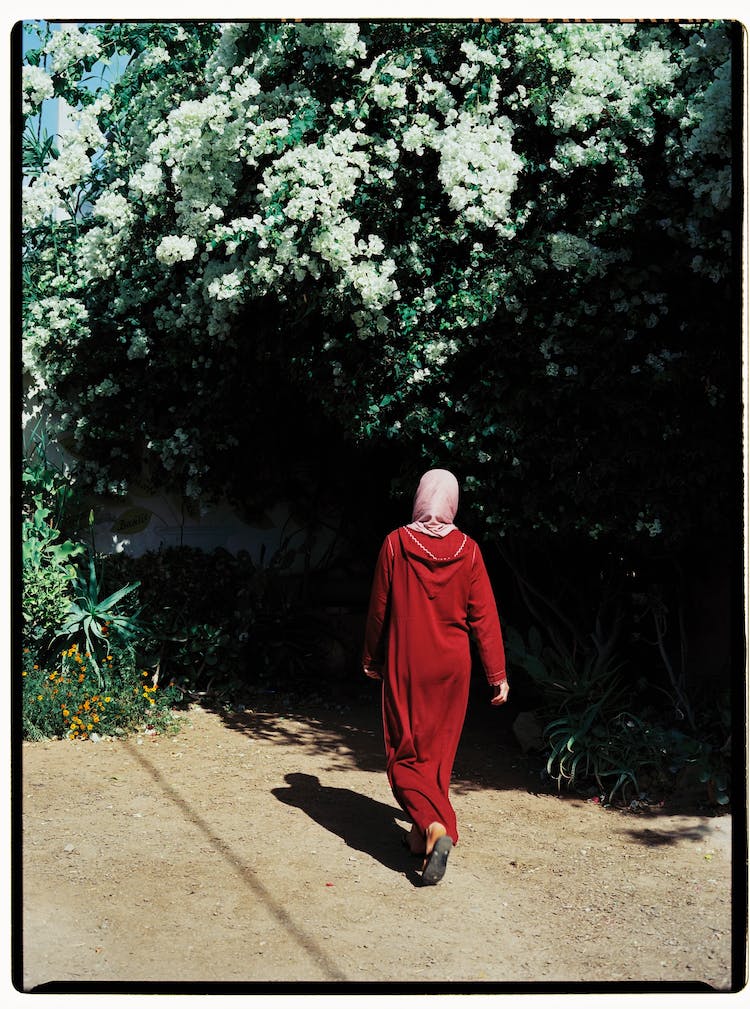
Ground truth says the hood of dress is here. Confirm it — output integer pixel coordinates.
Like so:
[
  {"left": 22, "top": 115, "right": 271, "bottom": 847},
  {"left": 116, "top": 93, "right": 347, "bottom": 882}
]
[{"left": 397, "top": 527, "right": 469, "bottom": 600}]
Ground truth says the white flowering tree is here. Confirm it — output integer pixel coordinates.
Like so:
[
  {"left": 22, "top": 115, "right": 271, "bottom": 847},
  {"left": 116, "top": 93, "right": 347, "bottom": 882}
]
[{"left": 22, "top": 19, "right": 735, "bottom": 566}]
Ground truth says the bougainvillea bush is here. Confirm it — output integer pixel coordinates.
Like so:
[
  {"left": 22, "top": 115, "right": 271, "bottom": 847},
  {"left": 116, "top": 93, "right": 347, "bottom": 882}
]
[
  {"left": 21, "top": 20, "right": 736, "bottom": 549},
  {"left": 20, "top": 22, "right": 739, "bottom": 766}
]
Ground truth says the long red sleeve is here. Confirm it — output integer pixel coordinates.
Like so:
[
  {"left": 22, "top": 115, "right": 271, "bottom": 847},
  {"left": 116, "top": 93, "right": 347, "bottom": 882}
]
[
  {"left": 467, "top": 545, "right": 507, "bottom": 685},
  {"left": 362, "top": 534, "right": 394, "bottom": 674}
]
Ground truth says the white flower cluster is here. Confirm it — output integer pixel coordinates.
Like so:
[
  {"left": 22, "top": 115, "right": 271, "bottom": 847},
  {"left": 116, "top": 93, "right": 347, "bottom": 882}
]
[
  {"left": 516, "top": 24, "right": 680, "bottom": 184},
  {"left": 22, "top": 64, "right": 54, "bottom": 114},
  {"left": 460, "top": 39, "right": 501, "bottom": 67},
  {"left": 677, "top": 56, "right": 731, "bottom": 206},
  {"left": 295, "top": 22, "right": 367, "bottom": 68},
  {"left": 146, "top": 427, "right": 192, "bottom": 471},
  {"left": 451, "top": 40, "right": 510, "bottom": 87},
  {"left": 23, "top": 295, "right": 90, "bottom": 384},
  {"left": 372, "top": 72, "right": 410, "bottom": 110},
  {"left": 155, "top": 234, "right": 198, "bottom": 265},
  {"left": 74, "top": 189, "right": 136, "bottom": 280},
  {"left": 75, "top": 227, "right": 120, "bottom": 280},
  {"left": 86, "top": 377, "right": 120, "bottom": 402},
  {"left": 129, "top": 161, "right": 163, "bottom": 199},
  {"left": 423, "top": 337, "right": 459, "bottom": 366},
  {"left": 662, "top": 24, "right": 732, "bottom": 277},
  {"left": 127, "top": 330, "right": 150, "bottom": 360},
  {"left": 250, "top": 129, "right": 399, "bottom": 312},
  {"left": 206, "top": 267, "right": 246, "bottom": 301},
  {"left": 139, "top": 46, "right": 171, "bottom": 71},
  {"left": 91, "top": 189, "right": 134, "bottom": 229},
  {"left": 435, "top": 112, "right": 523, "bottom": 232},
  {"left": 407, "top": 367, "right": 431, "bottom": 386},
  {"left": 548, "top": 231, "right": 618, "bottom": 278},
  {"left": 413, "top": 73, "right": 456, "bottom": 115},
  {"left": 43, "top": 24, "right": 102, "bottom": 74},
  {"left": 23, "top": 95, "right": 110, "bottom": 229}
]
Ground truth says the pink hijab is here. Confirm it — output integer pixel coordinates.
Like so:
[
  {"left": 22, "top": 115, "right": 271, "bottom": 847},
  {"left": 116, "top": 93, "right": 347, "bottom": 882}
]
[{"left": 407, "top": 469, "right": 459, "bottom": 538}]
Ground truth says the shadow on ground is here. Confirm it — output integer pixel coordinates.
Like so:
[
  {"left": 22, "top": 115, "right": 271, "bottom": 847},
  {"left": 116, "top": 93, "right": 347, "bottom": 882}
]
[
  {"left": 216, "top": 676, "right": 532, "bottom": 794},
  {"left": 271, "top": 772, "right": 425, "bottom": 886},
  {"left": 213, "top": 673, "right": 730, "bottom": 820}
]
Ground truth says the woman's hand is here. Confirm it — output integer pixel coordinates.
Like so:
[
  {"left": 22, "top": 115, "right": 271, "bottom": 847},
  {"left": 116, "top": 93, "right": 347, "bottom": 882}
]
[
  {"left": 490, "top": 680, "right": 509, "bottom": 705},
  {"left": 363, "top": 665, "right": 383, "bottom": 681}
]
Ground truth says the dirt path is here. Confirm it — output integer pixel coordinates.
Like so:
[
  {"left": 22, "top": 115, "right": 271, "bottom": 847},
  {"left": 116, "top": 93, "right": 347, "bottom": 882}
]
[{"left": 20, "top": 696, "right": 735, "bottom": 991}]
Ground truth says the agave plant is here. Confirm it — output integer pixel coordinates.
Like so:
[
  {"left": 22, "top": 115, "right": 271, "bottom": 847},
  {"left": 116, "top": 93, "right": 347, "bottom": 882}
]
[
  {"left": 56, "top": 557, "right": 141, "bottom": 686},
  {"left": 545, "top": 709, "right": 664, "bottom": 804}
]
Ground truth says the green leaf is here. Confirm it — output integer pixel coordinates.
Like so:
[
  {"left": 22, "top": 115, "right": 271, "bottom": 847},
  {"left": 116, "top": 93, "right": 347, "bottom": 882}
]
[{"left": 97, "top": 580, "right": 140, "bottom": 613}]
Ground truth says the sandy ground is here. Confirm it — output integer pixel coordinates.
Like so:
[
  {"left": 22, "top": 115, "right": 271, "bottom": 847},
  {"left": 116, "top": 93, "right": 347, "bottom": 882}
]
[{"left": 19, "top": 692, "right": 736, "bottom": 992}]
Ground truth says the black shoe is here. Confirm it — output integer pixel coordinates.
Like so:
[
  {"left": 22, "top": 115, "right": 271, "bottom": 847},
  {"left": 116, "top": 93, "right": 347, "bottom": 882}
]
[{"left": 421, "top": 836, "right": 453, "bottom": 885}]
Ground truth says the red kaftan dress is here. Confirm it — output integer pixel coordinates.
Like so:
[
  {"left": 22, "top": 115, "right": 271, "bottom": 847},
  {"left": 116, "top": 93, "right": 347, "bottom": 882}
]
[{"left": 363, "top": 526, "right": 507, "bottom": 844}]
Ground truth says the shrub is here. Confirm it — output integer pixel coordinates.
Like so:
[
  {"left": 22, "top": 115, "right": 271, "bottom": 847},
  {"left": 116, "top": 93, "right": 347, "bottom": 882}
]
[
  {"left": 22, "top": 493, "right": 82, "bottom": 656},
  {"left": 55, "top": 555, "right": 141, "bottom": 685},
  {"left": 103, "top": 545, "right": 347, "bottom": 705},
  {"left": 21, "top": 641, "right": 181, "bottom": 741},
  {"left": 506, "top": 624, "right": 731, "bottom": 806},
  {"left": 22, "top": 426, "right": 84, "bottom": 654}
]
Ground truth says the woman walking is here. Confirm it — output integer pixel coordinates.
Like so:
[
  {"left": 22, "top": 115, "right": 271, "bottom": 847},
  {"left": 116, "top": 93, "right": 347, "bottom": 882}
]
[{"left": 363, "top": 469, "right": 509, "bottom": 884}]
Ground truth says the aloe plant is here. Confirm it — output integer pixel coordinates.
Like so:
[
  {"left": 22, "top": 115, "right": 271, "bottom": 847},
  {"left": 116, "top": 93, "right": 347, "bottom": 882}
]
[
  {"left": 56, "top": 557, "right": 141, "bottom": 686},
  {"left": 545, "top": 709, "right": 663, "bottom": 804}
]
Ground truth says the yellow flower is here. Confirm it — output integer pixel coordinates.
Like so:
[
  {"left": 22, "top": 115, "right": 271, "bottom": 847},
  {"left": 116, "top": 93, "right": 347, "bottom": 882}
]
[
  {"left": 104, "top": 696, "right": 112, "bottom": 703},
  {"left": 78, "top": 673, "right": 85, "bottom": 682},
  {"left": 37, "top": 694, "right": 43, "bottom": 701},
  {"left": 22, "top": 671, "right": 27, "bottom": 677},
  {"left": 62, "top": 709, "right": 70, "bottom": 717}
]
